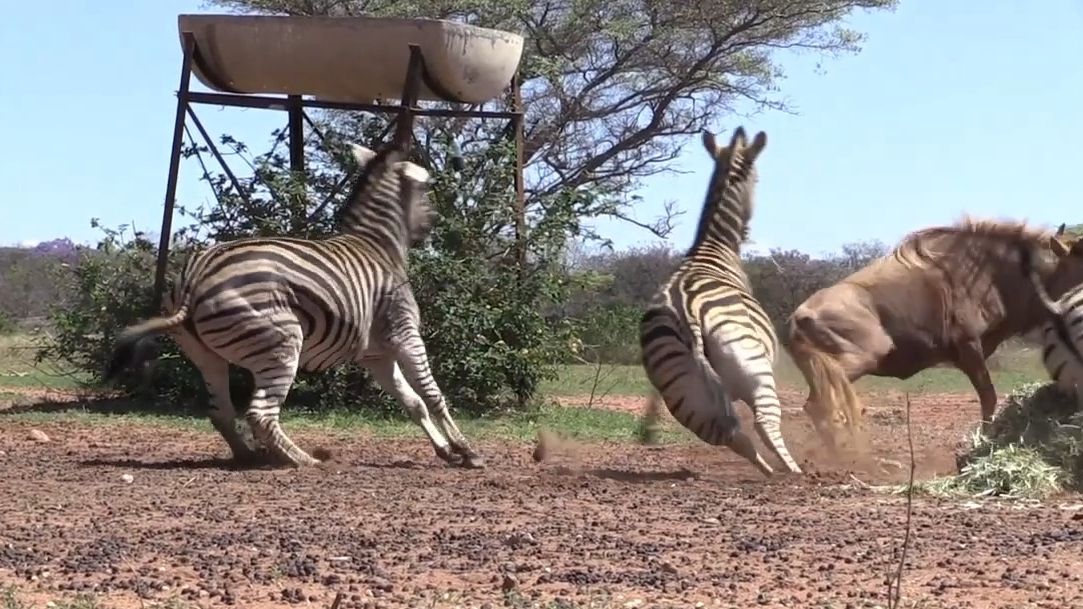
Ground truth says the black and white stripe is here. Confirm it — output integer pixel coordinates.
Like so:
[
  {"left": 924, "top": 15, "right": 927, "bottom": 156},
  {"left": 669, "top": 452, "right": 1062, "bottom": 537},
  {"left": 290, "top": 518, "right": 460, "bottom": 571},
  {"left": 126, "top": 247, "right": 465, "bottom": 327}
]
[
  {"left": 1020, "top": 240, "right": 1083, "bottom": 411},
  {"left": 638, "top": 127, "right": 802, "bottom": 476},
  {"left": 105, "top": 143, "right": 483, "bottom": 469}
]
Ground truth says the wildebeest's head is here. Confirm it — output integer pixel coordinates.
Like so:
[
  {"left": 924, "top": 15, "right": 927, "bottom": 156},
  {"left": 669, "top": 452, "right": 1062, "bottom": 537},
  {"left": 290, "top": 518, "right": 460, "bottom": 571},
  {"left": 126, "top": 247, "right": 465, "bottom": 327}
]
[{"left": 1037, "top": 223, "right": 1083, "bottom": 299}]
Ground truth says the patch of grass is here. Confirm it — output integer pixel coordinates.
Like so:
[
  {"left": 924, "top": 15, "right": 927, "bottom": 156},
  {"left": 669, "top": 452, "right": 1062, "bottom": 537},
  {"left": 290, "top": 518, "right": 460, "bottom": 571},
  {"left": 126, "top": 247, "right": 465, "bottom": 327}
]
[
  {"left": 0, "top": 401, "right": 694, "bottom": 446},
  {"left": 4, "top": 330, "right": 1047, "bottom": 399},
  {"left": 541, "top": 363, "right": 650, "bottom": 397},
  {"left": 0, "top": 334, "right": 91, "bottom": 391},
  {"left": 547, "top": 340, "right": 1047, "bottom": 397},
  {"left": 45, "top": 595, "right": 103, "bottom": 609},
  {"left": 287, "top": 403, "right": 670, "bottom": 442},
  {"left": 0, "top": 587, "right": 196, "bottom": 609},
  {"left": 1, "top": 586, "right": 31, "bottom": 609}
]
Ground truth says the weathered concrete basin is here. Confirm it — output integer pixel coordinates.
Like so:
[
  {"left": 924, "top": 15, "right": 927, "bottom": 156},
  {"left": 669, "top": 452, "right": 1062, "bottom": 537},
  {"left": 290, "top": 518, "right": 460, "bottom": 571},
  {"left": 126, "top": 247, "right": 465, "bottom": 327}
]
[{"left": 178, "top": 14, "right": 524, "bottom": 104}]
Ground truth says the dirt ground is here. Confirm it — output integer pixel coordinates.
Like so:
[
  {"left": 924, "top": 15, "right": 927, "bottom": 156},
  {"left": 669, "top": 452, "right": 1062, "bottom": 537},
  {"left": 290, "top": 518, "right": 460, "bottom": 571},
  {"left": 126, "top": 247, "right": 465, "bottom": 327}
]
[{"left": 2, "top": 391, "right": 1083, "bottom": 609}]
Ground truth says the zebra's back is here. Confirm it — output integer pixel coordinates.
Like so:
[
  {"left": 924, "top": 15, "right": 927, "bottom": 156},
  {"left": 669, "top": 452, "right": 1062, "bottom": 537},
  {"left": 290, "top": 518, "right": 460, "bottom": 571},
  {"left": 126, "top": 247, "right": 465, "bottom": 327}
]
[
  {"left": 170, "top": 234, "right": 396, "bottom": 372},
  {"left": 642, "top": 253, "right": 777, "bottom": 375},
  {"left": 639, "top": 252, "right": 783, "bottom": 456}
]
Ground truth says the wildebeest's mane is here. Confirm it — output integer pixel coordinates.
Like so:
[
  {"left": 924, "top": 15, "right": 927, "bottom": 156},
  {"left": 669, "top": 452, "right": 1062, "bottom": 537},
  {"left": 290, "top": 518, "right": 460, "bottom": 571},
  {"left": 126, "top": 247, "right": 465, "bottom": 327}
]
[
  {"left": 889, "top": 215, "right": 1057, "bottom": 270},
  {"left": 903, "top": 215, "right": 1052, "bottom": 248}
]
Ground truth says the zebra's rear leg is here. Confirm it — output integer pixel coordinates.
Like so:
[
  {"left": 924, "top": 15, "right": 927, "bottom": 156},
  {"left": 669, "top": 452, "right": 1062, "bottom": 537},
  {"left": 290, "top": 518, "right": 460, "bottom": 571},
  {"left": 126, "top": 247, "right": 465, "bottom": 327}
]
[
  {"left": 394, "top": 337, "right": 484, "bottom": 469},
  {"left": 240, "top": 343, "right": 321, "bottom": 468},
  {"left": 172, "top": 330, "right": 263, "bottom": 465},
  {"left": 748, "top": 386, "right": 803, "bottom": 474},
  {"left": 365, "top": 356, "right": 460, "bottom": 466}
]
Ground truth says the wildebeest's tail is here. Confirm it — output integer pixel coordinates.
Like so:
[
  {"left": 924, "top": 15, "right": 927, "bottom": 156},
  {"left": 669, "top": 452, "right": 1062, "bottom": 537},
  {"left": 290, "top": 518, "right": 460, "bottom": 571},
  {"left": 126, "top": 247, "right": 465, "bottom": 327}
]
[
  {"left": 103, "top": 306, "right": 189, "bottom": 382},
  {"left": 784, "top": 314, "right": 863, "bottom": 438}
]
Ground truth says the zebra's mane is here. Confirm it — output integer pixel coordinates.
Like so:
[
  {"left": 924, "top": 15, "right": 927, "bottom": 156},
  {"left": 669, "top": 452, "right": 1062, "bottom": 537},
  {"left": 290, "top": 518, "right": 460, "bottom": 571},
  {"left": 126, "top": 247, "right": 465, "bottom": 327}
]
[{"left": 688, "top": 128, "right": 762, "bottom": 254}]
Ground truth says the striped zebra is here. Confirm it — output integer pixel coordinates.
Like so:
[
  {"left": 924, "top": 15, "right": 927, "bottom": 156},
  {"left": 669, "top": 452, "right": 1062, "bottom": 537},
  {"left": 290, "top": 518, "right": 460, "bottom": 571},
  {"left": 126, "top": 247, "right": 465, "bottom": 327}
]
[
  {"left": 104, "top": 143, "right": 484, "bottom": 469},
  {"left": 638, "top": 127, "right": 802, "bottom": 476},
  {"left": 1020, "top": 239, "right": 1083, "bottom": 411}
]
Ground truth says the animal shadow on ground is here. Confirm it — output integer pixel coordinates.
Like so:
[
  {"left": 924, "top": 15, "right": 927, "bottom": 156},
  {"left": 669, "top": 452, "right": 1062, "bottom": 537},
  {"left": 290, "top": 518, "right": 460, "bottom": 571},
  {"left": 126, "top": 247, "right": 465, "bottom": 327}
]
[
  {"left": 77, "top": 456, "right": 280, "bottom": 472},
  {"left": 580, "top": 466, "right": 699, "bottom": 483},
  {"left": 0, "top": 396, "right": 194, "bottom": 417},
  {"left": 79, "top": 454, "right": 447, "bottom": 473}
]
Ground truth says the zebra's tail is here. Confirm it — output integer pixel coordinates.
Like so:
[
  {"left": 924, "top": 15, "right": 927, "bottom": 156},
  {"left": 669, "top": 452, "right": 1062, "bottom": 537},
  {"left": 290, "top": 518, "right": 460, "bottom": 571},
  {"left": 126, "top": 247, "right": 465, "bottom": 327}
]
[{"left": 104, "top": 306, "right": 189, "bottom": 382}]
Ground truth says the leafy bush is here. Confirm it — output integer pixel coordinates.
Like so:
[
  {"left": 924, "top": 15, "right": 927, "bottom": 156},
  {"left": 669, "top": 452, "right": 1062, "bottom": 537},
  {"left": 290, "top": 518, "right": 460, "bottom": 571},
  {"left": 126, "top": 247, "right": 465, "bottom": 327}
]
[
  {"left": 41, "top": 125, "right": 579, "bottom": 416},
  {"left": 570, "top": 304, "right": 642, "bottom": 365},
  {"left": 0, "top": 310, "right": 15, "bottom": 335},
  {"left": 37, "top": 226, "right": 212, "bottom": 412}
]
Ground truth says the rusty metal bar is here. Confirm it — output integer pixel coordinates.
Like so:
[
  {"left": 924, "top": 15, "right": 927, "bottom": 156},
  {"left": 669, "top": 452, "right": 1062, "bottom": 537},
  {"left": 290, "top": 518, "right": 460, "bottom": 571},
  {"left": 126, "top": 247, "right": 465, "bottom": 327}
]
[
  {"left": 287, "top": 95, "right": 305, "bottom": 174},
  {"left": 186, "top": 91, "right": 519, "bottom": 120},
  {"left": 393, "top": 45, "right": 424, "bottom": 152},
  {"left": 185, "top": 106, "right": 253, "bottom": 207},
  {"left": 510, "top": 73, "right": 527, "bottom": 271},
  {"left": 301, "top": 110, "right": 328, "bottom": 148},
  {"left": 158, "top": 33, "right": 526, "bottom": 306},
  {"left": 153, "top": 32, "right": 196, "bottom": 306}
]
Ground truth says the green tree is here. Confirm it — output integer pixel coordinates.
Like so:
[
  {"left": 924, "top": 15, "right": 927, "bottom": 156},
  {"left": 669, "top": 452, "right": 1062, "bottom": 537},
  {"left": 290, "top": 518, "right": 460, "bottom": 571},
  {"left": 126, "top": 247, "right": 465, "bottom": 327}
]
[
  {"left": 42, "top": 0, "right": 898, "bottom": 416},
  {"left": 212, "top": 0, "right": 899, "bottom": 239}
]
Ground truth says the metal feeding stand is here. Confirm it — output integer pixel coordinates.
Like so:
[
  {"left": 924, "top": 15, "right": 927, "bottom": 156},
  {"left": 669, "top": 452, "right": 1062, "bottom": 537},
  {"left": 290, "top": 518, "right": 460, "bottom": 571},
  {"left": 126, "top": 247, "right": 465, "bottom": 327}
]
[{"left": 153, "top": 14, "right": 527, "bottom": 303}]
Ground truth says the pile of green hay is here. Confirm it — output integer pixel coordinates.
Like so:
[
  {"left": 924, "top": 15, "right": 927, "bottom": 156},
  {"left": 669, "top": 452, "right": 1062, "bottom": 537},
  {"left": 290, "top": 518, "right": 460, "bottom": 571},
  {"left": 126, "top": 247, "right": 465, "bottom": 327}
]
[{"left": 909, "top": 382, "right": 1083, "bottom": 500}]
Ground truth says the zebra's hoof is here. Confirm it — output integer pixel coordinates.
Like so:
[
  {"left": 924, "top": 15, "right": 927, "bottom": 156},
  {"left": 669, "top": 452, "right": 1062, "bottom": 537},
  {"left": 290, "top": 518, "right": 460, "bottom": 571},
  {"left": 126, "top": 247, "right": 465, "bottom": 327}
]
[
  {"left": 459, "top": 453, "right": 486, "bottom": 469},
  {"left": 434, "top": 445, "right": 460, "bottom": 465}
]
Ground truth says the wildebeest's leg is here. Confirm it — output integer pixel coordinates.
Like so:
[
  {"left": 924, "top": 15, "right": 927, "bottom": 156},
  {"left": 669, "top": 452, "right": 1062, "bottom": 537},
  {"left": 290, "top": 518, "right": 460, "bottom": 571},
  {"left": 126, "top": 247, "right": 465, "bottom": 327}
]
[
  {"left": 393, "top": 331, "right": 485, "bottom": 469},
  {"left": 171, "top": 329, "right": 262, "bottom": 464},
  {"left": 363, "top": 355, "right": 461, "bottom": 466},
  {"left": 954, "top": 339, "right": 998, "bottom": 426}
]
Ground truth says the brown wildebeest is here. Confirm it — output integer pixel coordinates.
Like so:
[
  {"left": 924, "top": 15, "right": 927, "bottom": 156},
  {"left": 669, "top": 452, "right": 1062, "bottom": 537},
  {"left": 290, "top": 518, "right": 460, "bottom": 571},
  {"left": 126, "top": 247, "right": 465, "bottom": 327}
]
[{"left": 784, "top": 217, "right": 1083, "bottom": 450}]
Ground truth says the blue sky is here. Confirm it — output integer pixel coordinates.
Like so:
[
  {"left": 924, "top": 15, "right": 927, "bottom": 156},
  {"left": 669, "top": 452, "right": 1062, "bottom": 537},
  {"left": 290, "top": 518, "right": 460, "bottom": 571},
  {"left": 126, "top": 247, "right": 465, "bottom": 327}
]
[{"left": 1, "top": 1, "right": 1081, "bottom": 258}]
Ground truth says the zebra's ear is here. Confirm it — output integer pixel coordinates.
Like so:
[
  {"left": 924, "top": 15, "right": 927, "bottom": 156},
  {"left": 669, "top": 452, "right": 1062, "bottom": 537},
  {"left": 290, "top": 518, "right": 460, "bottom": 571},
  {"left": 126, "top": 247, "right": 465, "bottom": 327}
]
[
  {"left": 701, "top": 130, "right": 719, "bottom": 157},
  {"left": 348, "top": 143, "right": 378, "bottom": 167},
  {"left": 747, "top": 131, "right": 768, "bottom": 161},
  {"left": 728, "top": 126, "right": 748, "bottom": 150}
]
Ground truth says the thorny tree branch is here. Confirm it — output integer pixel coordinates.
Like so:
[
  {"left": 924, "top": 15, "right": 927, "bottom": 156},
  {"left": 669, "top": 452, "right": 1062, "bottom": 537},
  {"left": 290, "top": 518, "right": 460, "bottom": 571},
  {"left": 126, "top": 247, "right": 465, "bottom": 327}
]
[
  {"left": 887, "top": 393, "right": 916, "bottom": 609},
  {"left": 209, "top": 0, "right": 898, "bottom": 239}
]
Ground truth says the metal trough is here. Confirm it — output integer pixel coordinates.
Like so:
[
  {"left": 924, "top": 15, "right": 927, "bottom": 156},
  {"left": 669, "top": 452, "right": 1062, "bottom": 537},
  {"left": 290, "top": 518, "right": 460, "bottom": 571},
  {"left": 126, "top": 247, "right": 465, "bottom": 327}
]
[{"left": 177, "top": 14, "right": 525, "bottom": 105}]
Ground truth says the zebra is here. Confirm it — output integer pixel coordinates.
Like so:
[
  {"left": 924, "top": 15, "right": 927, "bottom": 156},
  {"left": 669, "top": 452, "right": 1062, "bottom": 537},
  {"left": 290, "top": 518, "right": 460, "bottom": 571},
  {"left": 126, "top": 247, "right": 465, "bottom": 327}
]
[
  {"left": 638, "top": 126, "right": 802, "bottom": 476},
  {"left": 104, "top": 142, "right": 485, "bottom": 469},
  {"left": 1019, "top": 238, "right": 1083, "bottom": 411}
]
